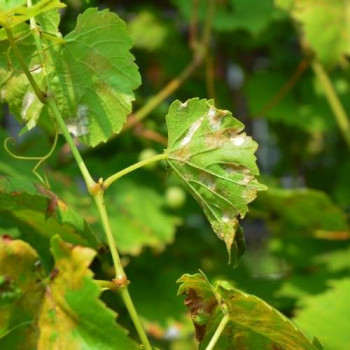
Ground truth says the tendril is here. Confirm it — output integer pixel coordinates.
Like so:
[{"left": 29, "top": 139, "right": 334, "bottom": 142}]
[{"left": 4, "top": 130, "right": 58, "bottom": 187}]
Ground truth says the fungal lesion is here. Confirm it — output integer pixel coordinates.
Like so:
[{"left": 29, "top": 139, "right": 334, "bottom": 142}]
[{"left": 66, "top": 104, "right": 89, "bottom": 137}]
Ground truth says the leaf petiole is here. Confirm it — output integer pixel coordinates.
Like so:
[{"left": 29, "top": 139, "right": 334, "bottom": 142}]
[
  {"left": 205, "top": 314, "right": 229, "bottom": 350},
  {"left": 103, "top": 153, "right": 168, "bottom": 189}
]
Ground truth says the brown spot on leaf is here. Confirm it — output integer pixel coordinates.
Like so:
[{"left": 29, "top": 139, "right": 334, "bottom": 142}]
[
  {"left": 2, "top": 235, "right": 13, "bottom": 243},
  {"left": 184, "top": 288, "right": 217, "bottom": 341}
]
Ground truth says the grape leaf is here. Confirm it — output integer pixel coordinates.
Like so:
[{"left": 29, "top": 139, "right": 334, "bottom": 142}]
[
  {"left": 53, "top": 8, "right": 141, "bottom": 146},
  {"left": 294, "top": 278, "right": 350, "bottom": 350},
  {"left": 0, "top": 23, "right": 47, "bottom": 131},
  {"left": 165, "top": 98, "right": 266, "bottom": 265},
  {"left": 107, "top": 178, "right": 181, "bottom": 255},
  {"left": 254, "top": 187, "right": 349, "bottom": 237},
  {"left": 0, "top": 236, "right": 139, "bottom": 349},
  {"left": 178, "top": 273, "right": 322, "bottom": 350},
  {"left": 0, "top": 237, "right": 43, "bottom": 350},
  {"left": 0, "top": 0, "right": 65, "bottom": 28},
  {"left": 279, "top": 0, "right": 350, "bottom": 66},
  {"left": 0, "top": 177, "right": 101, "bottom": 256}
]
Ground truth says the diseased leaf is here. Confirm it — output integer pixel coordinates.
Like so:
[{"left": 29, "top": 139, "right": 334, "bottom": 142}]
[
  {"left": 38, "top": 236, "right": 138, "bottom": 350},
  {"left": 294, "top": 278, "right": 350, "bottom": 350},
  {"left": 165, "top": 98, "right": 266, "bottom": 265},
  {"left": 0, "top": 237, "right": 43, "bottom": 350},
  {"left": 0, "top": 177, "right": 100, "bottom": 260},
  {"left": 53, "top": 8, "right": 141, "bottom": 146},
  {"left": 0, "top": 236, "right": 139, "bottom": 349},
  {"left": 178, "top": 273, "right": 321, "bottom": 350}
]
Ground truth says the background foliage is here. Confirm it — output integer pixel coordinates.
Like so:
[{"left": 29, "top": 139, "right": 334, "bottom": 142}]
[{"left": 0, "top": 0, "right": 349, "bottom": 349}]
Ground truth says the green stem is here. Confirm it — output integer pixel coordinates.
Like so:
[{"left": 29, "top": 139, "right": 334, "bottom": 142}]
[
  {"left": 27, "top": 0, "right": 50, "bottom": 90},
  {"left": 95, "top": 279, "right": 119, "bottom": 292},
  {"left": 104, "top": 153, "right": 168, "bottom": 189},
  {"left": 94, "top": 192, "right": 152, "bottom": 350},
  {"left": 7, "top": 16, "right": 152, "bottom": 350},
  {"left": 94, "top": 192, "right": 125, "bottom": 279},
  {"left": 312, "top": 60, "right": 350, "bottom": 149},
  {"left": 119, "top": 288, "right": 152, "bottom": 350},
  {"left": 46, "top": 99, "right": 95, "bottom": 191},
  {"left": 5, "top": 27, "right": 45, "bottom": 103},
  {"left": 205, "top": 314, "right": 229, "bottom": 350}
]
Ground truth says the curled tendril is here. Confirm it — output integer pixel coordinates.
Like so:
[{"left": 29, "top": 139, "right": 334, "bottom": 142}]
[{"left": 4, "top": 130, "right": 58, "bottom": 187}]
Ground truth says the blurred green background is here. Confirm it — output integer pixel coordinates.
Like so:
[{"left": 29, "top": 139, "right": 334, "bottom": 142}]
[{"left": 1, "top": 1, "right": 349, "bottom": 349}]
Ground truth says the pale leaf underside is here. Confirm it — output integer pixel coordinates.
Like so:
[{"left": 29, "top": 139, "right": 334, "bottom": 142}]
[{"left": 166, "top": 98, "right": 266, "bottom": 265}]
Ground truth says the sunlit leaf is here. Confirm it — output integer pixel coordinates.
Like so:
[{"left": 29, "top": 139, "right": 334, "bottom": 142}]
[
  {"left": 0, "top": 0, "right": 65, "bottom": 28},
  {"left": 53, "top": 8, "right": 141, "bottom": 146},
  {"left": 0, "top": 236, "right": 139, "bottom": 349},
  {"left": 278, "top": 0, "right": 350, "bottom": 66},
  {"left": 0, "top": 237, "right": 43, "bottom": 350},
  {"left": 178, "top": 273, "right": 322, "bottom": 349},
  {"left": 38, "top": 236, "right": 138, "bottom": 349},
  {"left": 294, "top": 278, "right": 350, "bottom": 350},
  {"left": 165, "top": 98, "right": 266, "bottom": 265}
]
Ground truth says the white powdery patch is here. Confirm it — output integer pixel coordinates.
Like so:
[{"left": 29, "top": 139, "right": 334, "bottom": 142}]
[
  {"left": 180, "top": 117, "right": 204, "bottom": 146},
  {"left": 180, "top": 101, "right": 188, "bottom": 108},
  {"left": 230, "top": 133, "right": 246, "bottom": 146},
  {"left": 21, "top": 92, "right": 36, "bottom": 119},
  {"left": 208, "top": 107, "right": 229, "bottom": 131},
  {"left": 30, "top": 64, "right": 42, "bottom": 74},
  {"left": 222, "top": 213, "right": 230, "bottom": 223},
  {"left": 239, "top": 175, "right": 252, "bottom": 185},
  {"left": 66, "top": 105, "right": 89, "bottom": 137}
]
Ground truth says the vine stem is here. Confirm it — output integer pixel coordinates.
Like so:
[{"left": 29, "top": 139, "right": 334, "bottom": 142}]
[
  {"left": 205, "top": 314, "right": 229, "bottom": 350},
  {"left": 104, "top": 153, "right": 168, "bottom": 189},
  {"left": 4, "top": 28, "right": 45, "bottom": 103},
  {"left": 5, "top": 26, "right": 152, "bottom": 350},
  {"left": 93, "top": 192, "right": 153, "bottom": 350},
  {"left": 312, "top": 60, "right": 350, "bottom": 149}
]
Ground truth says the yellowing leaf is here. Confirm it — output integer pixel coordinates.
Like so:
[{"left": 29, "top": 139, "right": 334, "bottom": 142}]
[
  {"left": 165, "top": 98, "right": 266, "bottom": 265},
  {"left": 0, "top": 236, "right": 139, "bottom": 349}
]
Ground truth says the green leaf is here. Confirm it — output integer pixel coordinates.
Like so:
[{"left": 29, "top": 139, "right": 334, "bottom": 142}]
[
  {"left": 107, "top": 178, "right": 181, "bottom": 255},
  {"left": 0, "top": 177, "right": 100, "bottom": 259},
  {"left": 280, "top": 0, "right": 350, "bottom": 66},
  {"left": 0, "top": 237, "right": 43, "bottom": 350},
  {"left": 128, "top": 10, "right": 169, "bottom": 52},
  {"left": 0, "top": 23, "right": 46, "bottom": 130},
  {"left": 165, "top": 98, "right": 266, "bottom": 265},
  {"left": 177, "top": 273, "right": 321, "bottom": 350},
  {"left": 0, "top": 236, "right": 139, "bottom": 349},
  {"left": 294, "top": 278, "right": 350, "bottom": 350},
  {"left": 0, "top": 0, "right": 65, "bottom": 28},
  {"left": 254, "top": 187, "right": 349, "bottom": 237},
  {"left": 53, "top": 8, "right": 141, "bottom": 146}
]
